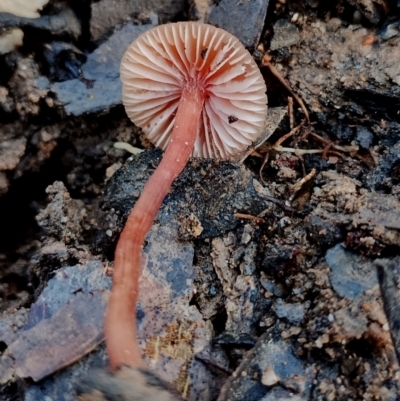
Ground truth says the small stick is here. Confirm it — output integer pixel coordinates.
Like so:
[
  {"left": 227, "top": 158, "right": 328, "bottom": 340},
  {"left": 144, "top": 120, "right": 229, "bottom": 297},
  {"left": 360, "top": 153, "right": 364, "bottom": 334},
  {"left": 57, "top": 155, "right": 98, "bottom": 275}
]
[
  {"left": 272, "top": 119, "right": 305, "bottom": 148},
  {"left": 259, "top": 152, "right": 269, "bottom": 186},
  {"left": 258, "top": 193, "right": 299, "bottom": 214},
  {"left": 288, "top": 96, "right": 294, "bottom": 130},
  {"left": 262, "top": 54, "right": 310, "bottom": 124},
  {"left": 289, "top": 168, "right": 316, "bottom": 202},
  {"left": 234, "top": 213, "right": 264, "bottom": 224},
  {"left": 273, "top": 146, "right": 323, "bottom": 155},
  {"left": 322, "top": 142, "right": 334, "bottom": 161},
  {"left": 309, "top": 132, "right": 358, "bottom": 154}
]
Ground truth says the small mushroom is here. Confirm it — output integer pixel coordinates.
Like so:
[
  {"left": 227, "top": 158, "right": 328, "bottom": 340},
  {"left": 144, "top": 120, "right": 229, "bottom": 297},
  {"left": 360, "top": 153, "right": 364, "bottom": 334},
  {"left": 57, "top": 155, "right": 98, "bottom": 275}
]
[
  {"left": 0, "top": 0, "right": 49, "bottom": 18},
  {"left": 105, "top": 22, "right": 267, "bottom": 370}
]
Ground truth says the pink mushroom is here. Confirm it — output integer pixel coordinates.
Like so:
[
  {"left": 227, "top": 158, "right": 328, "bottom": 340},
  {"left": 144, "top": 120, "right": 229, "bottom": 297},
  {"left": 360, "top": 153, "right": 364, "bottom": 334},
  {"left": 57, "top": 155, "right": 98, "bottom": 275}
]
[{"left": 105, "top": 21, "right": 268, "bottom": 370}]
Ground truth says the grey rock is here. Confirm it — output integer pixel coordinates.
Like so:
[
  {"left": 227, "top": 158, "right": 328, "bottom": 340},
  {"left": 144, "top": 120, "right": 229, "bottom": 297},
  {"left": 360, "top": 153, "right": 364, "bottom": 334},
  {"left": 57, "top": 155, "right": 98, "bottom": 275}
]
[
  {"left": 346, "top": 0, "right": 385, "bottom": 24},
  {"left": 0, "top": 8, "right": 81, "bottom": 40},
  {"left": 0, "top": 307, "right": 28, "bottom": 346},
  {"left": 9, "top": 291, "right": 108, "bottom": 382},
  {"left": 380, "top": 22, "right": 400, "bottom": 41},
  {"left": 240, "top": 242, "right": 257, "bottom": 276},
  {"left": 102, "top": 149, "right": 266, "bottom": 240},
  {"left": 76, "top": 367, "right": 185, "bottom": 401},
  {"left": 356, "top": 126, "right": 374, "bottom": 149},
  {"left": 208, "top": 0, "right": 269, "bottom": 49},
  {"left": 326, "top": 244, "right": 378, "bottom": 300},
  {"left": 376, "top": 257, "right": 400, "bottom": 365},
  {"left": 24, "top": 260, "right": 111, "bottom": 330},
  {"left": 304, "top": 214, "right": 344, "bottom": 248},
  {"left": 91, "top": 0, "right": 184, "bottom": 41},
  {"left": 35, "top": 76, "right": 51, "bottom": 90},
  {"left": 270, "top": 19, "right": 300, "bottom": 51},
  {"left": 260, "top": 274, "right": 289, "bottom": 297},
  {"left": 51, "top": 15, "right": 158, "bottom": 116},
  {"left": 24, "top": 348, "right": 108, "bottom": 401},
  {"left": 365, "top": 140, "right": 400, "bottom": 191},
  {"left": 217, "top": 326, "right": 311, "bottom": 401},
  {"left": 42, "top": 41, "right": 86, "bottom": 82},
  {"left": 275, "top": 299, "right": 305, "bottom": 324}
]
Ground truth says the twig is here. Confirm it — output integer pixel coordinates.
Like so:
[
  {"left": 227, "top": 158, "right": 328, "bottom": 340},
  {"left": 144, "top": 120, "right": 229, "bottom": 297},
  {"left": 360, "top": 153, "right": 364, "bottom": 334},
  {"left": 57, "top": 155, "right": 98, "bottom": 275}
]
[
  {"left": 308, "top": 132, "right": 358, "bottom": 154},
  {"left": 322, "top": 142, "right": 334, "bottom": 161},
  {"left": 272, "top": 119, "right": 305, "bottom": 148},
  {"left": 273, "top": 146, "right": 323, "bottom": 155},
  {"left": 288, "top": 96, "right": 294, "bottom": 129},
  {"left": 289, "top": 168, "right": 316, "bottom": 202},
  {"left": 258, "top": 193, "right": 299, "bottom": 214},
  {"left": 259, "top": 152, "right": 269, "bottom": 186},
  {"left": 234, "top": 213, "right": 264, "bottom": 224},
  {"left": 262, "top": 54, "right": 310, "bottom": 124}
]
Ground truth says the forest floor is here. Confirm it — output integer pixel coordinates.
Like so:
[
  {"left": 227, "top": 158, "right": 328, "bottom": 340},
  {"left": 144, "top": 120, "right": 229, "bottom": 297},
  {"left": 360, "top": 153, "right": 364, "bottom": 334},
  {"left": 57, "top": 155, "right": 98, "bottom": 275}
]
[{"left": 1, "top": 1, "right": 400, "bottom": 400}]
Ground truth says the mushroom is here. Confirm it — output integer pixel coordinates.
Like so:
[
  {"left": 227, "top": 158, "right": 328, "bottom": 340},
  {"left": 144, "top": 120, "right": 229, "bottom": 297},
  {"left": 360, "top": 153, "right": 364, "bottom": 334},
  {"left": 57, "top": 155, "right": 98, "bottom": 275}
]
[
  {"left": 0, "top": 0, "right": 49, "bottom": 18},
  {"left": 105, "top": 21, "right": 268, "bottom": 370}
]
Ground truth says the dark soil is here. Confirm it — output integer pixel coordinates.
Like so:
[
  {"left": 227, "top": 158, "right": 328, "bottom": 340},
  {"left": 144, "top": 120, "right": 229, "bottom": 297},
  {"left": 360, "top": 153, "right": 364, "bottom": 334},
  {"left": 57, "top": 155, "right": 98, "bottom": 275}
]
[{"left": 1, "top": 1, "right": 400, "bottom": 400}]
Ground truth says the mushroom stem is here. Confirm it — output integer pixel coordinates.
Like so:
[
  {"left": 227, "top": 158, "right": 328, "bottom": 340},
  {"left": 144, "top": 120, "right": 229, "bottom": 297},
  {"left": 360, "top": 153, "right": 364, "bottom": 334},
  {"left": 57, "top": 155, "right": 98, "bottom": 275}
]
[{"left": 105, "top": 86, "right": 205, "bottom": 370}]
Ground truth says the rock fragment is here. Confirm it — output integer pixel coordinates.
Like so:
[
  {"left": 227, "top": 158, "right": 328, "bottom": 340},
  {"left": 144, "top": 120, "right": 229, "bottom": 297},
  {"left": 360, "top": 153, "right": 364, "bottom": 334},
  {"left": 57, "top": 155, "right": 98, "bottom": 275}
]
[
  {"left": 275, "top": 299, "right": 305, "bottom": 324},
  {"left": 51, "top": 16, "right": 158, "bottom": 116},
  {"left": 217, "top": 327, "right": 312, "bottom": 401},
  {"left": 270, "top": 19, "right": 300, "bottom": 51},
  {"left": 208, "top": 0, "right": 269, "bottom": 49},
  {"left": 346, "top": 0, "right": 387, "bottom": 24},
  {"left": 326, "top": 244, "right": 378, "bottom": 300},
  {"left": 0, "top": 8, "right": 81, "bottom": 40}
]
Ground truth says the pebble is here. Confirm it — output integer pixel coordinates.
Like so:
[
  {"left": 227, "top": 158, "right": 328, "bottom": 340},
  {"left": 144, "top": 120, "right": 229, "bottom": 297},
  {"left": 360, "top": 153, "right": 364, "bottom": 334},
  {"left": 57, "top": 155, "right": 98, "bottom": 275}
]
[{"left": 326, "top": 244, "right": 379, "bottom": 300}]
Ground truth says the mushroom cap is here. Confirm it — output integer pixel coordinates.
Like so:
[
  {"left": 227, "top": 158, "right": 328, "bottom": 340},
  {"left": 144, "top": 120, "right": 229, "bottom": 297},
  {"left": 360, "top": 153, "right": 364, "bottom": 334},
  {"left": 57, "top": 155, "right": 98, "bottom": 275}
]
[{"left": 121, "top": 22, "right": 268, "bottom": 159}]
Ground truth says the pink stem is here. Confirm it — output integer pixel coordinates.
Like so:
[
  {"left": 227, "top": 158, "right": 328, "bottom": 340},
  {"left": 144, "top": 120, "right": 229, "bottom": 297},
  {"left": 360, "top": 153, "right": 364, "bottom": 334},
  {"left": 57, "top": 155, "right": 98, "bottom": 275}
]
[{"left": 105, "top": 86, "right": 205, "bottom": 369}]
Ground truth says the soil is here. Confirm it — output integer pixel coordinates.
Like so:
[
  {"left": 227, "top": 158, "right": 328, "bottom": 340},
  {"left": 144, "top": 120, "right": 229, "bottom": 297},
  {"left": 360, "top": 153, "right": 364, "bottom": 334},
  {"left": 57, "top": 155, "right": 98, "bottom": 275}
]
[{"left": 1, "top": 1, "right": 400, "bottom": 401}]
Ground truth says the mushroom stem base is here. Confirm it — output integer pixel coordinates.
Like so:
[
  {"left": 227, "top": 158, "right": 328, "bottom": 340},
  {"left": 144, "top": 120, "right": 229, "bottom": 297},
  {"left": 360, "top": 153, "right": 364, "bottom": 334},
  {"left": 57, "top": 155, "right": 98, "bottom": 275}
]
[{"left": 105, "top": 86, "right": 205, "bottom": 370}]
